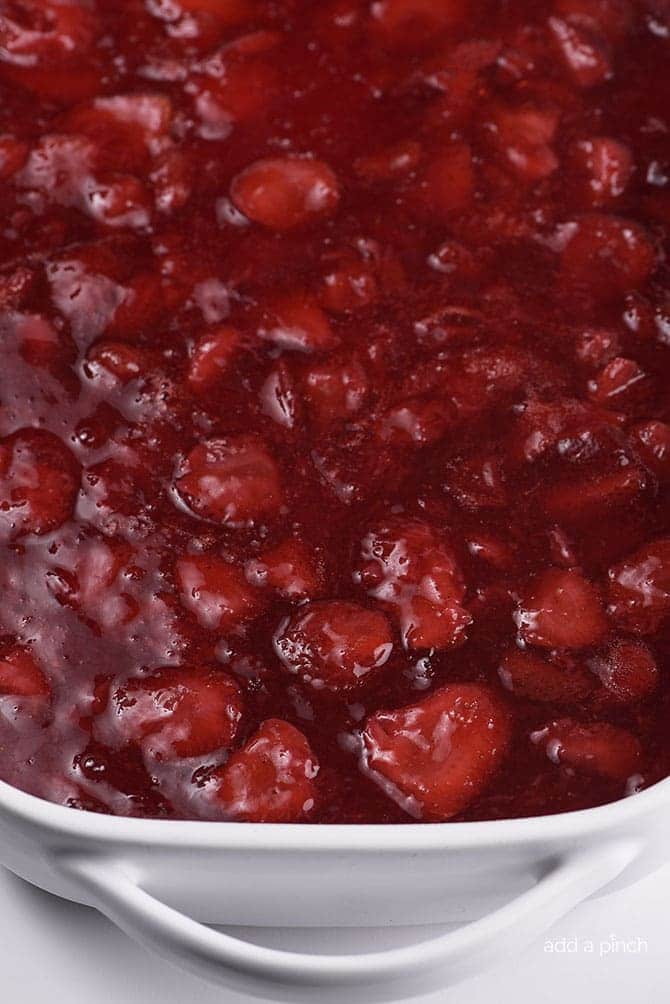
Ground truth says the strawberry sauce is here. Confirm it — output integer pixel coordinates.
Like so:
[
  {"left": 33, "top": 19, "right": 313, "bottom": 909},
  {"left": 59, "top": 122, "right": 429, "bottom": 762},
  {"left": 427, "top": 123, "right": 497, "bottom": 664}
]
[{"left": 0, "top": 0, "right": 669, "bottom": 823}]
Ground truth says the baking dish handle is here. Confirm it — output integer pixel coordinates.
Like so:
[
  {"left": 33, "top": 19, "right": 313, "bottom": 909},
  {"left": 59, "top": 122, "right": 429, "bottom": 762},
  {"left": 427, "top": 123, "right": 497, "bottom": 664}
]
[{"left": 57, "top": 841, "right": 638, "bottom": 1003}]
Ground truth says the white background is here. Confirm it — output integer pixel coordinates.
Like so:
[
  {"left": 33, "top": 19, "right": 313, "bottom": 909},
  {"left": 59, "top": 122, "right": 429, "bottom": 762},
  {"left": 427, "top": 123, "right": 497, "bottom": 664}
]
[{"left": 0, "top": 858, "right": 667, "bottom": 1003}]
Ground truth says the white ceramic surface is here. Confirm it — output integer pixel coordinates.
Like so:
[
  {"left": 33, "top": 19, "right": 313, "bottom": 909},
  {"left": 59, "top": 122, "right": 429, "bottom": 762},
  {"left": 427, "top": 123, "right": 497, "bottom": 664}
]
[{"left": 0, "top": 775, "right": 669, "bottom": 1002}]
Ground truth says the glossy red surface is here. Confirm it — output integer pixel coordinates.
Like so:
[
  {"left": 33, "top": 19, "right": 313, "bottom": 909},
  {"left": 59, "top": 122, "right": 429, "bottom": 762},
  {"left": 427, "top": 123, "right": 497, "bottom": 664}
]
[{"left": 0, "top": 0, "right": 669, "bottom": 823}]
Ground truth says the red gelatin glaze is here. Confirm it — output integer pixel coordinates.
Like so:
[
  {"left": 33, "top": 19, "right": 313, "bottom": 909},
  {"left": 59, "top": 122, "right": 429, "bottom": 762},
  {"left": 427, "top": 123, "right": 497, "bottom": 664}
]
[{"left": 0, "top": 0, "right": 668, "bottom": 823}]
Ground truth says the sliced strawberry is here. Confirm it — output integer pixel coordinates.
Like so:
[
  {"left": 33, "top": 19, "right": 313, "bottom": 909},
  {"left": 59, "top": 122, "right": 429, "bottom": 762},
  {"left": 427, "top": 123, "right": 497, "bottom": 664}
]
[
  {"left": 560, "top": 214, "right": 656, "bottom": 302},
  {"left": 259, "top": 359, "right": 300, "bottom": 428},
  {"left": 192, "top": 58, "right": 279, "bottom": 135},
  {"left": 60, "top": 93, "right": 172, "bottom": 172},
  {"left": 0, "top": 428, "right": 80, "bottom": 540},
  {"left": 588, "top": 639, "right": 658, "bottom": 702},
  {"left": 569, "top": 137, "right": 634, "bottom": 207},
  {"left": 361, "top": 684, "right": 512, "bottom": 820},
  {"left": 574, "top": 327, "right": 621, "bottom": 368},
  {"left": 102, "top": 666, "right": 243, "bottom": 761},
  {"left": 587, "top": 356, "right": 649, "bottom": 408},
  {"left": 554, "top": 0, "right": 633, "bottom": 40},
  {"left": 150, "top": 146, "right": 193, "bottom": 213},
  {"left": 176, "top": 553, "right": 262, "bottom": 632},
  {"left": 86, "top": 341, "right": 148, "bottom": 383},
  {"left": 319, "top": 260, "right": 377, "bottom": 314},
  {"left": 376, "top": 395, "right": 456, "bottom": 447},
  {"left": 0, "top": 647, "right": 50, "bottom": 698},
  {"left": 274, "top": 600, "right": 393, "bottom": 690},
  {"left": 542, "top": 465, "right": 647, "bottom": 525},
  {"left": 490, "top": 104, "right": 559, "bottom": 182},
  {"left": 230, "top": 157, "right": 340, "bottom": 230},
  {"left": 0, "top": 134, "right": 28, "bottom": 179},
  {"left": 246, "top": 538, "right": 321, "bottom": 600},
  {"left": 302, "top": 355, "right": 368, "bottom": 424},
  {"left": 498, "top": 647, "right": 595, "bottom": 702},
  {"left": 356, "top": 520, "right": 471, "bottom": 650},
  {"left": 175, "top": 435, "right": 283, "bottom": 526},
  {"left": 209, "top": 719, "right": 318, "bottom": 822},
  {"left": 188, "top": 326, "right": 240, "bottom": 392},
  {"left": 47, "top": 534, "right": 138, "bottom": 631},
  {"left": 548, "top": 16, "right": 612, "bottom": 88},
  {"left": 531, "top": 718, "right": 642, "bottom": 780},
  {"left": 607, "top": 538, "right": 670, "bottom": 634},
  {"left": 630, "top": 421, "right": 670, "bottom": 480},
  {"left": 257, "top": 293, "right": 338, "bottom": 353},
  {"left": 515, "top": 568, "right": 608, "bottom": 649}
]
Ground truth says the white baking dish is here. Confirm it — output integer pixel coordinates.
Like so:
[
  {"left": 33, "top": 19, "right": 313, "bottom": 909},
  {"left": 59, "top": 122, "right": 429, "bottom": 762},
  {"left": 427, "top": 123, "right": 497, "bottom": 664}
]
[{"left": 0, "top": 775, "right": 669, "bottom": 1002}]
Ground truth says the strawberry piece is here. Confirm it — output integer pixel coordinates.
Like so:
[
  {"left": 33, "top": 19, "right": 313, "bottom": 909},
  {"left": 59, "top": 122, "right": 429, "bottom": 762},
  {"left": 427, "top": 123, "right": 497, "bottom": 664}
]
[
  {"left": 490, "top": 105, "right": 560, "bottom": 182},
  {"left": 356, "top": 520, "right": 471, "bottom": 650},
  {"left": 0, "top": 428, "right": 80, "bottom": 540},
  {"left": 630, "top": 420, "right": 670, "bottom": 480},
  {"left": 150, "top": 147, "right": 192, "bottom": 213},
  {"left": 302, "top": 356, "right": 368, "bottom": 424},
  {"left": 16, "top": 133, "right": 95, "bottom": 208},
  {"left": 548, "top": 16, "right": 612, "bottom": 88},
  {"left": 0, "top": 134, "right": 28, "bottom": 179},
  {"left": 17, "top": 133, "right": 151, "bottom": 229},
  {"left": 560, "top": 214, "right": 656, "bottom": 302},
  {"left": 531, "top": 718, "right": 641, "bottom": 780},
  {"left": 0, "top": 1, "right": 98, "bottom": 64},
  {"left": 259, "top": 359, "right": 300, "bottom": 429},
  {"left": 14, "top": 312, "right": 62, "bottom": 368},
  {"left": 588, "top": 356, "right": 649, "bottom": 407},
  {"left": 554, "top": 0, "right": 633, "bottom": 45},
  {"left": 510, "top": 397, "right": 621, "bottom": 465},
  {"left": 0, "top": 647, "right": 49, "bottom": 698},
  {"left": 543, "top": 465, "right": 647, "bottom": 525},
  {"left": 246, "top": 538, "right": 321, "bottom": 600},
  {"left": 176, "top": 553, "right": 262, "bottom": 631},
  {"left": 607, "top": 538, "right": 670, "bottom": 634},
  {"left": 175, "top": 435, "right": 282, "bottom": 526},
  {"left": 575, "top": 327, "right": 621, "bottom": 367},
  {"left": 319, "top": 260, "right": 377, "bottom": 314},
  {"left": 48, "top": 535, "right": 138, "bottom": 631},
  {"left": 569, "top": 137, "right": 633, "bottom": 207},
  {"left": 192, "top": 58, "right": 279, "bottom": 135},
  {"left": 427, "top": 240, "right": 480, "bottom": 280},
  {"left": 588, "top": 639, "right": 658, "bottom": 702},
  {"left": 106, "top": 272, "right": 167, "bottom": 341},
  {"left": 361, "top": 684, "right": 512, "bottom": 820},
  {"left": 230, "top": 157, "right": 340, "bottom": 230},
  {"left": 376, "top": 395, "right": 456, "bottom": 447},
  {"left": 60, "top": 93, "right": 172, "bottom": 172},
  {"left": 103, "top": 666, "right": 243, "bottom": 760},
  {"left": 188, "top": 326, "right": 240, "bottom": 392},
  {"left": 274, "top": 600, "right": 394, "bottom": 690},
  {"left": 209, "top": 719, "right": 318, "bottom": 822},
  {"left": 85, "top": 173, "right": 151, "bottom": 229},
  {"left": 257, "top": 293, "right": 338, "bottom": 353},
  {"left": 515, "top": 568, "right": 608, "bottom": 649},
  {"left": 498, "top": 647, "right": 595, "bottom": 702},
  {"left": 86, "top": 341, "right": 148, "bottom": 383}
]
